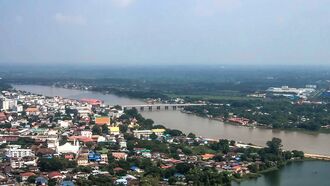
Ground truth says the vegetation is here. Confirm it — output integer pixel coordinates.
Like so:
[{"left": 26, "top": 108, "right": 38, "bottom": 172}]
[
  {"left": 185, "top": 99, "right": 330, "bottom": 131},
  {"left": 38, "top": 157, "right": 77, "bottom": 171}
]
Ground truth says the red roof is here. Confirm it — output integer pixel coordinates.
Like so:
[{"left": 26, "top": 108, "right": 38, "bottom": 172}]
[
  {"left": 20, "top": 172, "right": 36, "bottom": 177},
  {"left": 48, "top": 171, "right": 62, "bottom": 179},
  {"left": 81, "top": 98, "right": 103, "bottom": 105}
]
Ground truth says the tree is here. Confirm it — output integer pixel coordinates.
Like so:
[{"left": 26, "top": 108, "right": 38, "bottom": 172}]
[
  {"left": 101, "top": 124, "right": 109, "bottom": 134},
  {"left": 39, "top": 157, "right": 77, "bottom": 171},
  {"left": 168, "top": 176, "right": 177, "bottom": 185},
  {"left": 27, "top": 175, "right": 37, "bottom": 184},
  {"left": 149, "top": 132, "right": 158, "bottom": 140},
  {"left": 92, "top": 125, "right": 102, "bottom": 135},
  {"left": 187, "top": 132, "right": 196, "bottom": 139},
  {"left": 292, "top": 150, "right": 304, "bottom": 158},
  {"left": 119, "top": 124, "right": 128, "bottom": 133},
  {"left": 86, "top": 142, "right": 94, "bottom": 149},
  {"left": 175, "top": 163, "right": 192, "bottom": 174},
  {"left": 266, "top": 137, "right": 282, "bottom": 155},
  {"left": 140, "top": 175, "right": 159, "bottom": 186}
]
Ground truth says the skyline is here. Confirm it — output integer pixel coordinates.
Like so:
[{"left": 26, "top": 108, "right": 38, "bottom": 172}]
[{"left": 1, "top": 0, "right": 330, "bottom": 65}]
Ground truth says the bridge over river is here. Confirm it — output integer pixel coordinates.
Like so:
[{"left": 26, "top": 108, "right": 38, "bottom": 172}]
[{"left": 122, "top": 103, "right": 206, "bottom": 111}]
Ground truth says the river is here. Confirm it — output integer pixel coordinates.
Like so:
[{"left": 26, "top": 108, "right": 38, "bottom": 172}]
[
  {"left": 13, "top": 85, "right": 330, "bottom": 155},
  {"left": 13, "top": 84, "right": 330, "bottom": 185},
  {"left": 232, "top": 160, "right": 330, "bottom": 186}
]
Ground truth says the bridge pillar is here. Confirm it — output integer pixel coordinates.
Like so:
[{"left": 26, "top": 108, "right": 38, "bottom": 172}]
[
  {"left": 165, "top": 106, "right": 169, "bottom": 110},
  {"left": 172, "top": 106, "right": 177, "bottom": 110},
  {"left": 157, "top": 106, "right": 161, "bottom": 110},
  {"left": 148, "top": 106, "right": 152, "bottom": 111},
  {"left": 140, "top": 107, "right": 144, "bottom": 111}
]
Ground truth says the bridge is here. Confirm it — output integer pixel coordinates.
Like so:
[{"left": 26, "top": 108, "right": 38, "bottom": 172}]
[{"left": 122, "top": 103, "right": 206, "bottom": 111}]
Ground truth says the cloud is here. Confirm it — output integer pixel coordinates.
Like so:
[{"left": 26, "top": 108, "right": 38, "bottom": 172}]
[
  {"left": 111, "top": 0, "right": 135, "bottom": 8},
  {"left": 54, "top": 13, "right": 86, "bottom": 25}
]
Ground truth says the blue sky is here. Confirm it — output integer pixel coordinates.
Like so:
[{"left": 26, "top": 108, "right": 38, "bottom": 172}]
[{"left": 0, "top": 0, "right": 329, "bottom": 65}]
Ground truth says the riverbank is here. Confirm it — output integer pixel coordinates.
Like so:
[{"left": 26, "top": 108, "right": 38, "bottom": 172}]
[{"left": 181, "top": 110, "right": 330, "bottom": 134}]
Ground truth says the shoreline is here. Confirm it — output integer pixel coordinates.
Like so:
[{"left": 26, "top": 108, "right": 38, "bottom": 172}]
[{"left": 181, "top": 110, "right": 330, "bottom": 134}]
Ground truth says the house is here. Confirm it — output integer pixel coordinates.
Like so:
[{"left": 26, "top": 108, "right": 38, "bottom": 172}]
[
  {"left": 58, "top": 120, "right": 72, "bottom": 128},
  {"left": 10, "top": 158, "right": 24, "bottom": 168},
  {"left": 88, "top": 152, "right": 101, "bottom": 162},
  {"left": 119, "top": 140, "right": 127, "bottom": 149},
  {"left": 100, "top": 154, "right": 108, "bottom": 164},
  {"left": 95, "top": 116, "right": 110, "bottom": 126},
  {"left": 64, "top": 154, "right": 74, "bottom": 160},
  {"left": 20, "top": 172, "right": 35, "bottom": 181},
  {"left": 201, "top": 153, "right": 215, "bottom": 160},
  {"left": 130, "top": 166, "right": 143, "bottom": 173},
  {"left": 115, "top": 178, "right": 127, "bottom": 185},
  {"left": 35, "top": 176, "right": 48, "bottom": 185},
  {"left": 112, "top": 152, "right": 128, "bottom": 160},
  {"left": 151, "top": 128, "right": 165, "bottom": 136},
  {"left": 77, "top": 154, "right": 89, "bottom": 166},
  {"left": 132, "top": 130, "right": 152, "bottom": 139},
  {"left": 56, "top": 141, "right": 80, "bottom": 154},
  {"left": 109, "top": 127, "right": 120, "bottom": 135},
  {"left": 0, "top": 112, "right": 6, "bottom": 122},
  {"left": 60, "top": 180, "right": 75, "bottom": 186},
  {"left": 81, "top": 130, "right": 92, "bottom": 138},
  {"left": 25, "top": 107, "right": 40, "bottom": 115},
  {"left": 48, "top": 171, "right": 63, "bottom": 179}
]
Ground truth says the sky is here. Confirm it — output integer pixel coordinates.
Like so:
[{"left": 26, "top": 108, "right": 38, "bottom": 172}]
[{"left": 0, "top": 0, "right": 329, "bottom": 66}]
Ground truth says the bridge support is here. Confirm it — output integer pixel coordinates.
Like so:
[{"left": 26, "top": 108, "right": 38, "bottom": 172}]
[
  {"left": 165, "top": 106, "right": 169, "bottom": 110},
  {"left": 140, "top": 107, "right": 144, "bottom": 111},
  {"left": 172, "top": 106, "right": 177, "bottom": 110},
  {"left": 148, "top": 106, "right": 152, "bottom": 111}
]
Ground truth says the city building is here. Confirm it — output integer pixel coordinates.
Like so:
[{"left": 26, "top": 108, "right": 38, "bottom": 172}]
[{"left": 5, "top": 145, "right": 34, "bottom": 158}]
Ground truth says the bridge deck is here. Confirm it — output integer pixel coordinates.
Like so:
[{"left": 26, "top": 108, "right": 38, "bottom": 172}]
[{"left": 122, "top": 103, "right": 206, "bottom": 108}]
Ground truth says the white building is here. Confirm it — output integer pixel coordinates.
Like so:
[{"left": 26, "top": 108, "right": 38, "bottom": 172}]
[
  {"left": 81, "top": 130, "right": 92, "bottom": 138},
  {"left": 0, "top": 99, "right": 17, "bottom": 111},
  {"left": 5, "top": 145, "right": 34, "bottom": 158},
  {"left": 56, "top": 140, "right": 80, "bottom": 154},
  {"left": 58, "top": 120, "right": 72, "bottom": 128}
]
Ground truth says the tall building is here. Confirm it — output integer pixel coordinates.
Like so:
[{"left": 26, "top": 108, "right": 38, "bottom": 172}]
[{"left": 0, "top": 99, "right": 17, "bottom": 111}]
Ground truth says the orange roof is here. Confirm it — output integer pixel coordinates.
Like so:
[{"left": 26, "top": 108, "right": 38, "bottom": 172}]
[
  {"left": 95, "top": 117, "right": 110, "bottom": 125},
  {"left": 112, "top": 152, "right": 127, "bottom": 159},
  {"left": 25, "top": 107, "right": 39, "bottom": 112},
  {"left": 68, "top": 136, "right": 92, "bottom": 142},
  {"left": 201, "top": 153, "right": 215, "bottom": 160}
]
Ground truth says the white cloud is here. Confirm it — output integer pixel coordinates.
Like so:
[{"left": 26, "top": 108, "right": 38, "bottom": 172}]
[
  {"left": 111, "top": 0, "right": 135, "bottom": 8},
  {"left": 54, "top": 13, "right": 86, "bottom": 25}
]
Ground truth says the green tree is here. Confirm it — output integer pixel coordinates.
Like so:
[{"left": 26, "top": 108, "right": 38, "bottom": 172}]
[
  {"left": 27, "top": 175, "right": 37, "bottom": 184},
  {"left": 149, "top": 132, "right": 158, "bottom": 140},
  {"left": 266, "top": 137, "right": 282, "bottom": 155},
  {"left": 187, "top": 132, "right": 196, "bottom": 139},
  {"left": 92, "top": 125, "right": 102, "bottom": 135}
]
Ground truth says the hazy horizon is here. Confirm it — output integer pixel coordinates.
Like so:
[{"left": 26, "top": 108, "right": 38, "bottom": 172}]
[{"left": 1, "top": 0, "right": 329, "bottom": 66}]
